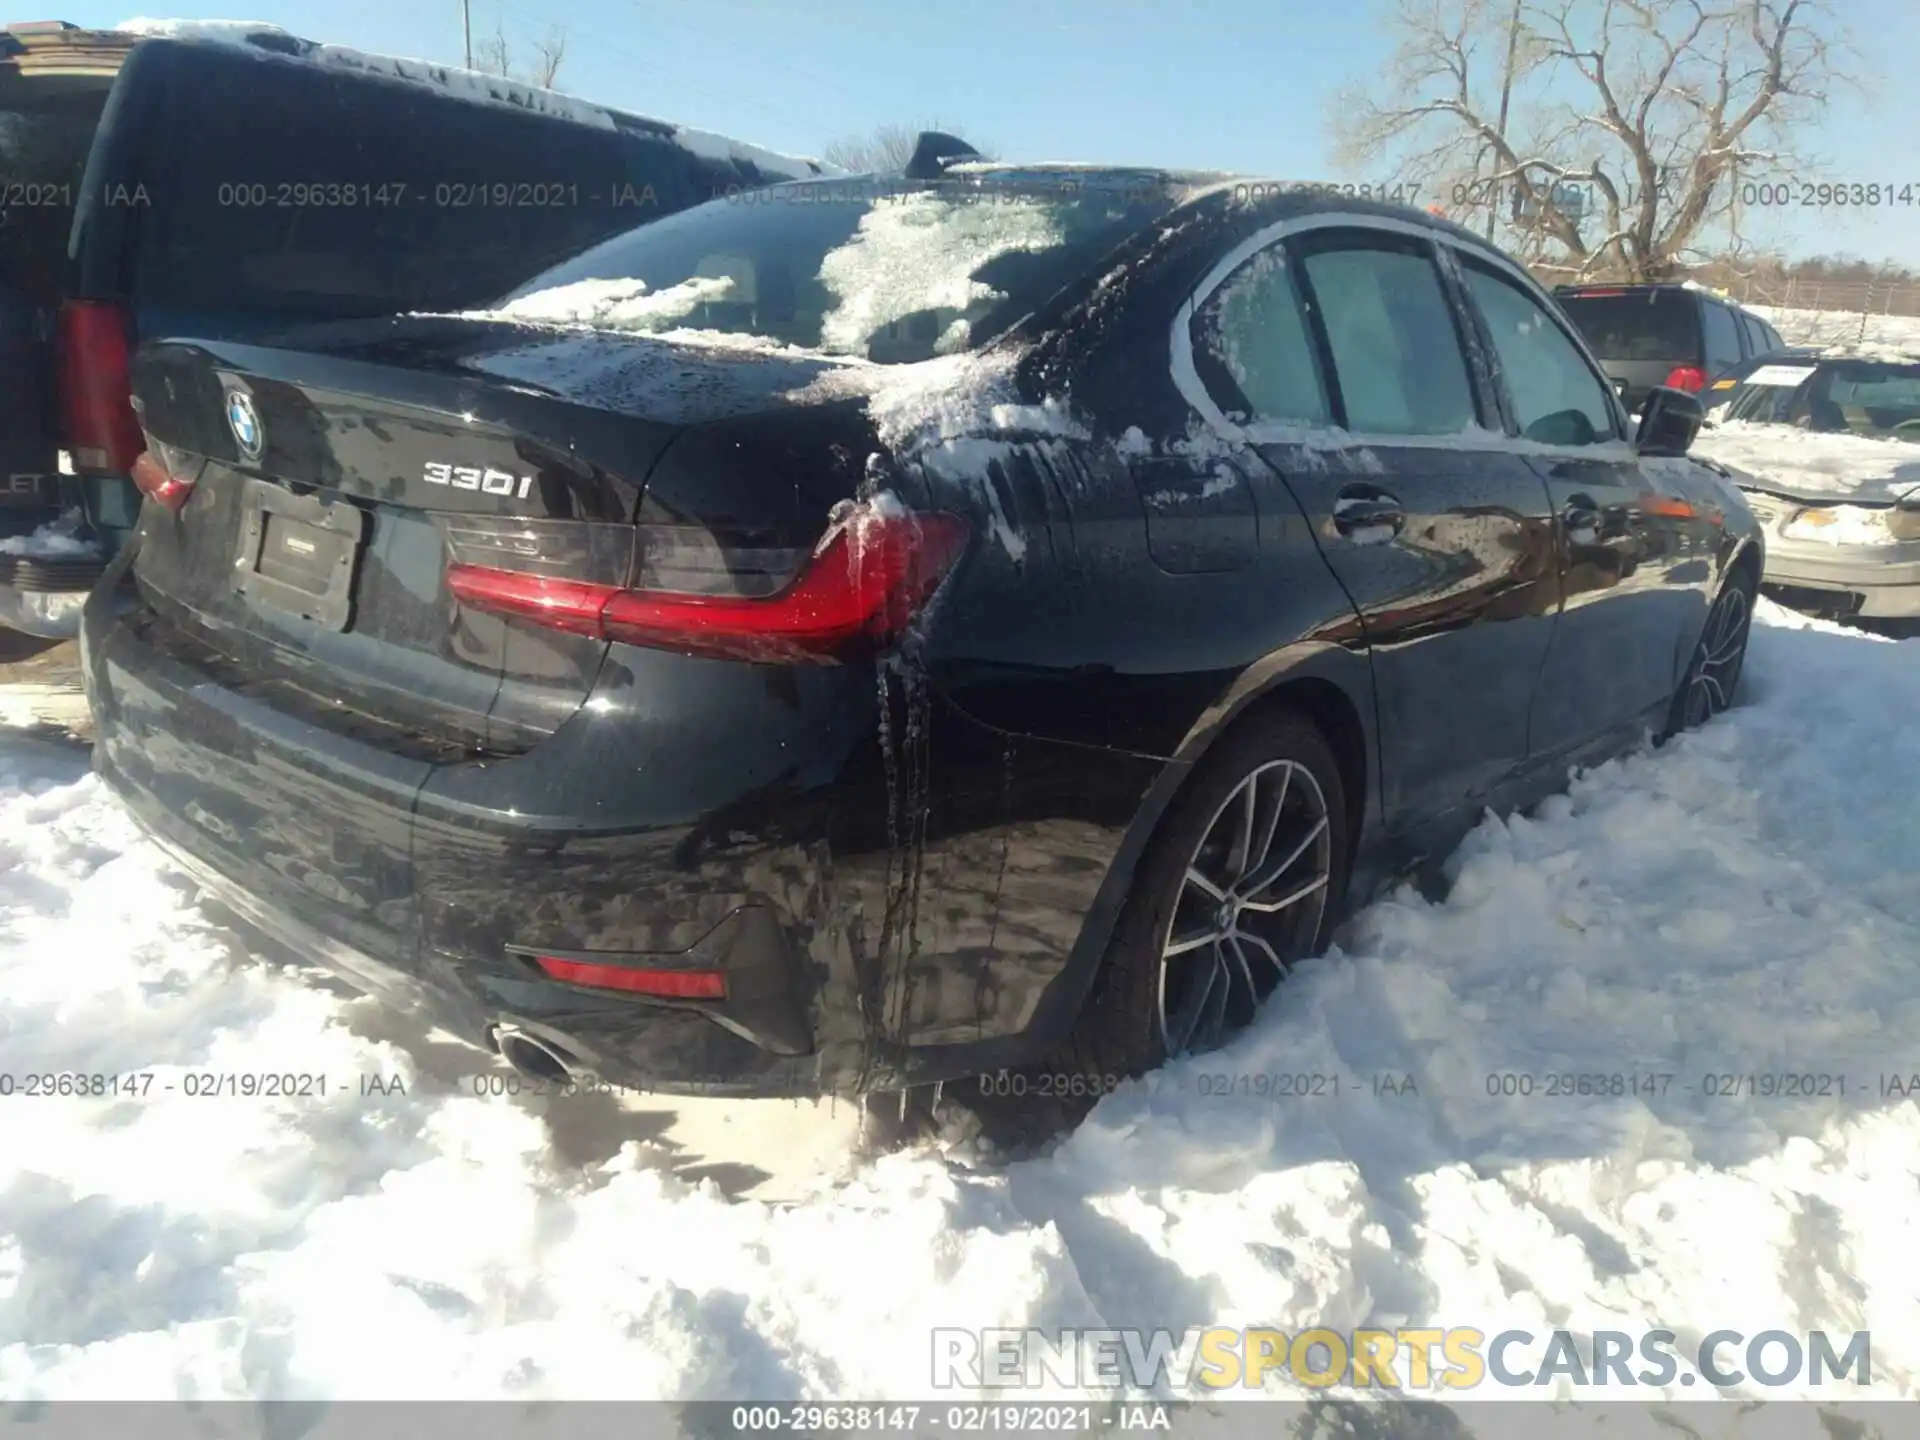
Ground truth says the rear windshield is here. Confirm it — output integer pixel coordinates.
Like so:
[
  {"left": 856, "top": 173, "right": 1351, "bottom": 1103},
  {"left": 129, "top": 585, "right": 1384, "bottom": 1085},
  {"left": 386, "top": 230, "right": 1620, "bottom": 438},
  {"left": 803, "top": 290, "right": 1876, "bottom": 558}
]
[
  {"left": 1721, "top": 359, "right": 1920, "bottom": 440},
  {"left": 0, "top": 77, "right": 110, "bottom": 304},
  {"left": 496, "top": 177, "right": 1179, "bottom": 364},
  {"left": 1556, "top": 290, "right": 1699, "bottom": 363},
  {"left": 125, "top": 48, "right": 730, "bottom": 318}
]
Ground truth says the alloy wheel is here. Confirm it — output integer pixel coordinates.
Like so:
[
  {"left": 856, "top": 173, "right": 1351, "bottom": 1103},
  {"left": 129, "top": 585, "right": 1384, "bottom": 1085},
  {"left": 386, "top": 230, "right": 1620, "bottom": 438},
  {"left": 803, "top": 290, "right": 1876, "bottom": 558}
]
[
  {"left": 1684, "top": 582, "right": 1751, "bottom": 727},
  {"left": 1156, "top": 758, "right": 1333, "bottom": 1056}
]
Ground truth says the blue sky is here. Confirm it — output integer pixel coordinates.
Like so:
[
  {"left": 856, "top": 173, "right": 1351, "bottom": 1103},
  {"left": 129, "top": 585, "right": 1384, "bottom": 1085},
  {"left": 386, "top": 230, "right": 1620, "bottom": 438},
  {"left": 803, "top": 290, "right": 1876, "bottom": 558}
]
[{"left": 72, "top": 0, "right": 1920, "bottom": 266}]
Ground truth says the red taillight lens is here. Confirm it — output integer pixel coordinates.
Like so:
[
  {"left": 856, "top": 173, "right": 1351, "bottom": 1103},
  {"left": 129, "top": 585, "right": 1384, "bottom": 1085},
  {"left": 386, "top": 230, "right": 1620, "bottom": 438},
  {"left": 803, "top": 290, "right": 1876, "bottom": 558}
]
[
  {"left": 1664, "top": 366, "right": 1708, "bottom": 392},
  {"left": 131, "top": 449, "right": 196, "bottom": 511},
  {"left": 531, "top": 955, "right": 728, "bottom": 999},
  {"left": 446, "top": 502, "right": 970, "bottom": 665},
  {"left": 57, "top": 300, "right": 143, "bottom": 473}
]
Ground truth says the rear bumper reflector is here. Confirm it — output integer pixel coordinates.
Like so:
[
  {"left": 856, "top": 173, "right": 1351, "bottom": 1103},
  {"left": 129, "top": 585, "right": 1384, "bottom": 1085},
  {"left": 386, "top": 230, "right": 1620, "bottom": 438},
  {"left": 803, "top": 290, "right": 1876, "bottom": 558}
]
[{"left": 531, "top": 953, "right": 728, "bottom": 999}]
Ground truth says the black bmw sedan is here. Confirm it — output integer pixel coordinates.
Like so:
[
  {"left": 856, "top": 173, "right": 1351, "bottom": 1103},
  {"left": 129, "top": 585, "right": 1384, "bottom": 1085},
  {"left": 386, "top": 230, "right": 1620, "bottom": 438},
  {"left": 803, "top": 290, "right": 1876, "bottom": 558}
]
[{"left": 83, "top": 162, "right": 1763, "bottom": 1100}]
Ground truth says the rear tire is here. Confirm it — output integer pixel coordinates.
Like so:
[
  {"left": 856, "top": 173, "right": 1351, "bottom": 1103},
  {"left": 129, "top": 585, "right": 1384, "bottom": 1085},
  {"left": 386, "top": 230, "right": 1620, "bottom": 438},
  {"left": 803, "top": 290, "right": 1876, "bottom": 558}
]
[
  {"left": 1664, "top": 568, "right": 1755, "bottom": 738},
  {"left": 1059, "top": 707, "right": 1352, "bottom": 1084}
]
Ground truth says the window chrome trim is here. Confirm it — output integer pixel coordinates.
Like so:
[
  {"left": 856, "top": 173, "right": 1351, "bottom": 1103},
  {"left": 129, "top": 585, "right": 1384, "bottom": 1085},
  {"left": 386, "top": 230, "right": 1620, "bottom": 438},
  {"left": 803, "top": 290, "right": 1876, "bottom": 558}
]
[{"left": 1171, "top": 210, "right": 1636, "bottom": 457}]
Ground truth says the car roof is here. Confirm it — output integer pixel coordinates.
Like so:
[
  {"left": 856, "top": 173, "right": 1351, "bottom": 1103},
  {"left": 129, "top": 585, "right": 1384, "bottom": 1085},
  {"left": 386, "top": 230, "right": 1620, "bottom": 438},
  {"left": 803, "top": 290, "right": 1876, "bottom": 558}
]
[
  {"left": 1555, "top": 280, "right": 1770, "bottom": 314},
  {"left": 829, "top": 161, "right": 1498, "bottom": 246},
  {"left": 77, "top": 20, "right": 826, "bottom": 176},
  {"left": 1774, "top": 345, "right": 1920, "bottom": 366}
]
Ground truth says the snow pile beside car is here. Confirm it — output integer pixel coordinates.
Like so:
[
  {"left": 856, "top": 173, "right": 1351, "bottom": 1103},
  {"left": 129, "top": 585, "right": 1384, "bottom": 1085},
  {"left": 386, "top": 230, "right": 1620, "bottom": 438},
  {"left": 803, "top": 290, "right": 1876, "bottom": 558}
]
[{"left": 1, "top": 603, "right": 1917, "bottom": 1413}]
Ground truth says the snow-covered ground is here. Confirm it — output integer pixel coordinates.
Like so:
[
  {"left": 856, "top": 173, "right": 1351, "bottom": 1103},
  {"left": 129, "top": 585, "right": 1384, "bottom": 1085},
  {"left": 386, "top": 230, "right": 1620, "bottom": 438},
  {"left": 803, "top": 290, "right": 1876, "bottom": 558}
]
[
  {"left": 1746, "top": 303, "right": 1920, "bottom": 360},
  {"left": 3, "top": 596, "right": 1917, "bottom": 1416}
]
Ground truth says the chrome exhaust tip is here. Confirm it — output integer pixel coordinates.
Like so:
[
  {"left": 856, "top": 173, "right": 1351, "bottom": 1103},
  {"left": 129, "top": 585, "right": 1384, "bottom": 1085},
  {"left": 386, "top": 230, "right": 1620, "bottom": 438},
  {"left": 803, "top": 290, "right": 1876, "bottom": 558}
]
[{"left": 491, "top": 1025, "right": 576, "bottom": 1082}]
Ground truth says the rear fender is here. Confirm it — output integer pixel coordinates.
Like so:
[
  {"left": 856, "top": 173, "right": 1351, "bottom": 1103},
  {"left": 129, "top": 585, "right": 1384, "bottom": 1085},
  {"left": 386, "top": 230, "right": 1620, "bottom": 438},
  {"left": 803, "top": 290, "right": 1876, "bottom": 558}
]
[{"left": 1015, "top": 640, "right": 1380, "bottom": 1055}]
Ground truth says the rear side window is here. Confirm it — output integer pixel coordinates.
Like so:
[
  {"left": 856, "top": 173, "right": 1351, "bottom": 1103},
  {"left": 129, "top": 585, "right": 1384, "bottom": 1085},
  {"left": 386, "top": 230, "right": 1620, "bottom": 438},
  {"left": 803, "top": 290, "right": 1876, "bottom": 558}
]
[
  {"left": 129, "top": 53, "right": 703, "bottom": 317},
  {"left": 1460, "top": 261, "right": 1618, "bottom": 445},
  {"left": 1556, "top": 290, "right": 1698, "bottom": 363},
  {"left": 1738, "top": 312, "right": 1768, "bottom": 356},
  {"left": 1191, "top": 246, "right": 1330, "bottom": 426},
  {"left": 1297, "top": 237, "right": 1478, "bottom": 436},
  {"left": 1702, "top": 300, "right": 1742, "bottom": 374}
]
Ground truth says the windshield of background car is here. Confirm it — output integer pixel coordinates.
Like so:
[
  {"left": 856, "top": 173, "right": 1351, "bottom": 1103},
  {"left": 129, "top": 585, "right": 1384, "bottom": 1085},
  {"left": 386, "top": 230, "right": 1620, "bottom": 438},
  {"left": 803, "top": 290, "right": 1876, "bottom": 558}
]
[
  {"left": 1555, "top": 290, "right": 1697, "bottom": 361},
  {"left": 1719, "top": 359, "right": 1920, "bottom": 441},
  {"left": 494, "top": 175, "right": 1179, "bottom": 363}
]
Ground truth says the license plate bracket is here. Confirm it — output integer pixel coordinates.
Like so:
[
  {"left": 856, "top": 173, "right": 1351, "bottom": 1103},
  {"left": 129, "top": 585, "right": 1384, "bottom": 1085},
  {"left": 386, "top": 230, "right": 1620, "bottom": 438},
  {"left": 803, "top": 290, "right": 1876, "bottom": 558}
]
[{"left": 233, "top": 478, "right": 368, "bottom": 631}]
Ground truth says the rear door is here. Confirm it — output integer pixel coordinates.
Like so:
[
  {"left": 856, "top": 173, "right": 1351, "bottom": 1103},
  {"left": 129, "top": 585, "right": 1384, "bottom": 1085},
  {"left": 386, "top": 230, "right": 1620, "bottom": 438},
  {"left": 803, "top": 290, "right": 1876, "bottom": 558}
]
[
  {"left": 1216, "top": 224, "right": 1560, "bottom": 832},
  {"left": 0, "top": 47, "right": 121, "bottom": 512},
  {"left": 1452, "top": 251, "right": 1699, "bottom": 751}
]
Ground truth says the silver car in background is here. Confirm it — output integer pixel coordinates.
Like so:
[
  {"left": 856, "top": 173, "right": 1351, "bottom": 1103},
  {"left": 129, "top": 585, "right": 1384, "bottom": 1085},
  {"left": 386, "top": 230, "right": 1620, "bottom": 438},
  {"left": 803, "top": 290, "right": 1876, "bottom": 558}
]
[{"left": 1691, "top": 348, "right": 1920, "bottom": 620}]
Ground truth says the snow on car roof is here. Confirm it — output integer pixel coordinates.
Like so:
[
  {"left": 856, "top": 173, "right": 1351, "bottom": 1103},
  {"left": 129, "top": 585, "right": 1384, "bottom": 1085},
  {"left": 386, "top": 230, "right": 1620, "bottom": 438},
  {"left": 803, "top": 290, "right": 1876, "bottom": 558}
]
[
  {"left": 1811, "top": 340, "right": 1920, "bottom": 363},
  {"left": 112, "top": 17, "right": 824, "bottom": 178},
  {"left": 1690, "top": 420, "right": 1920, "bottom": 506}
]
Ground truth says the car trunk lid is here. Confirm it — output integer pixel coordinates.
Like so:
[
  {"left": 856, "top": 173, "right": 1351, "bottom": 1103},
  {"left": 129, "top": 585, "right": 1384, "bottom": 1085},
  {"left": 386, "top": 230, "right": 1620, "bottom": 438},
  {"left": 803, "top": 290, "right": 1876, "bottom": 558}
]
[{"left": 126, "top": 317, "right": 876, "bottom": 753}]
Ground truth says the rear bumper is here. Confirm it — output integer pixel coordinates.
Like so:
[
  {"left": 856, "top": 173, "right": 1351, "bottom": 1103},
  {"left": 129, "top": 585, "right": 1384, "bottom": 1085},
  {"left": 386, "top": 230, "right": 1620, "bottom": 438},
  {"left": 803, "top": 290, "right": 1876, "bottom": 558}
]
[
  {"left": 81, "top": 574, "right": 837, "bottom": 1097},
  {"left": 139, "top": 813, "right": 824, "bottom": 1096},
  {"left": 80, "top": 551, "right": 1108, "bottom": 1097}
]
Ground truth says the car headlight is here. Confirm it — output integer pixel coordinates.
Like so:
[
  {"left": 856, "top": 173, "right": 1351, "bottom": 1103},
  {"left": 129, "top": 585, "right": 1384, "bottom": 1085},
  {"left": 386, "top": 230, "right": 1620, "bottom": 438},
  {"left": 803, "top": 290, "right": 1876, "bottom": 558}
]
[{"left": 1782, "top": 505, "right": 1903, "bottom": 546}]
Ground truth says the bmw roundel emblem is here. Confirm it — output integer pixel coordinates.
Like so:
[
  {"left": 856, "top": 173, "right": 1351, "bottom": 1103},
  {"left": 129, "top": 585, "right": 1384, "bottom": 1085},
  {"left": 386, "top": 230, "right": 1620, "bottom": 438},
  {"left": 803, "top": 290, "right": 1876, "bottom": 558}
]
[{"left": 226, "top": 389, "right": 264, "bottom": 461}]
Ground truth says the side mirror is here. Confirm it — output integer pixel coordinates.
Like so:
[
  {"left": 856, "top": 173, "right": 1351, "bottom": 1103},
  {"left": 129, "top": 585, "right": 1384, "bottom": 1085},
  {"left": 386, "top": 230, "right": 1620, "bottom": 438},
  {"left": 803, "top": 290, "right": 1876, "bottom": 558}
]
[
  {"left": 1612, "top": 376, "right": 1630, "bottom": 401},
  {"left": 1635, "top": 385, "right": 1704, "bottom": 457}
]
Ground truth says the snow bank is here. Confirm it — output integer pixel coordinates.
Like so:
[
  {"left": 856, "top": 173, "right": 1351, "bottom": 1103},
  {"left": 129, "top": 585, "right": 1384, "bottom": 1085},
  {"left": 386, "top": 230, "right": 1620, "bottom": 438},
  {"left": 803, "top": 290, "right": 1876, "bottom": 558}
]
[
  {"left": 1745, "top": 304, "right": 1920, "bottom": 362},
  {"left": 3, "top": 602, "right": 1919, "bottom": 1413},
  {"left": 0, "top": 519, "right": 102, "bottom": 560},
  {"left": 1691, "top": 420, "right": 1920, "bottom": 504}
]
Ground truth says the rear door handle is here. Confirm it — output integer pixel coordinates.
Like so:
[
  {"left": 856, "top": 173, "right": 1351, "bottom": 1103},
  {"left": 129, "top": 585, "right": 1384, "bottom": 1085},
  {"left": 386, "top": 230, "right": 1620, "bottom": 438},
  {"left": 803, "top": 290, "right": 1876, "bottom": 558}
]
[
  {"left": 1332, "top": 491, "right": 1405, "bottom": 539},
  {"left": 1562, "top": 495, "right": 1602, "bottom": 534}
]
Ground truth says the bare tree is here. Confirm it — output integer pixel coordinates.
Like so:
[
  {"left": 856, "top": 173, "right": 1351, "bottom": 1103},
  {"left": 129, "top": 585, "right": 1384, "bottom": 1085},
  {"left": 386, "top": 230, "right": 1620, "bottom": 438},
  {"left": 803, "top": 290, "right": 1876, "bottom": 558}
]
[
  {"left": 1329, "top": 0, "right": 1857, "bottom": 281},
  {"left": 473, "top": 19, "right": 568, "bottom": 89},
  {"left": 821, "top": 122, "right": 993, "bottom": 174},
  {"left": 529, "top": 27, "right": 566, "bottom": 88}
]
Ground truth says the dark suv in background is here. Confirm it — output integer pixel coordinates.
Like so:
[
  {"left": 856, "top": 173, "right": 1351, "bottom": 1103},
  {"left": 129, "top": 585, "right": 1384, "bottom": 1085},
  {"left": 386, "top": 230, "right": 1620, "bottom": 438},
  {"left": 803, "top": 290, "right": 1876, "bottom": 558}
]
[
  {"left": 0, "top": 18, "right": 822, "bottom": 636},
  {"left": 1554, "top": 282, "right": 1786, "bottom": 412}
]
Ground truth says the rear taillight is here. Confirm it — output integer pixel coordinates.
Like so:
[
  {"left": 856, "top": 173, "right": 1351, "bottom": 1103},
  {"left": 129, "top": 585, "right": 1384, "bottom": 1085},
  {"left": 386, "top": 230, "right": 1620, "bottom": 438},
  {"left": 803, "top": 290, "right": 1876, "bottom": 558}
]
[
  {"left": 530, "top": 954, "right": 728, "bottom": 999},
  {"left": 57, "top": 300, "right": 143, "bottom": 474},
  {"left": 1664, "top": 366, "right": 1708, "bottom": 392},
  {"left": 446, "top": 501, "right": 970, "bottom": 665},
  {"left": 130, "top": 447, "right": 196, "bottom": 511}
]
